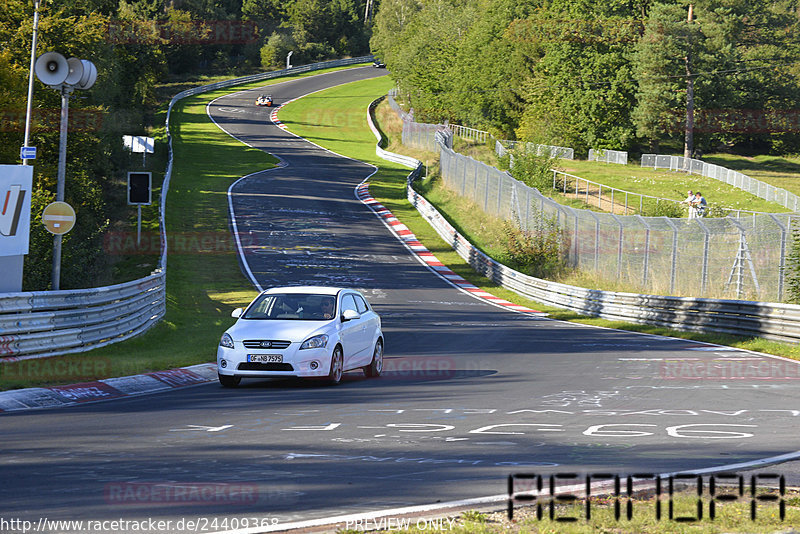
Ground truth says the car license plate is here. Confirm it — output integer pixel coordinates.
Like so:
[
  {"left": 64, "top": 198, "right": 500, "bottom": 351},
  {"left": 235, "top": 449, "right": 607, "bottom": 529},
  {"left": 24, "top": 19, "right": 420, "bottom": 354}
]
[{"left": 248, "top": 354, "right": 283, "bottom": 363}]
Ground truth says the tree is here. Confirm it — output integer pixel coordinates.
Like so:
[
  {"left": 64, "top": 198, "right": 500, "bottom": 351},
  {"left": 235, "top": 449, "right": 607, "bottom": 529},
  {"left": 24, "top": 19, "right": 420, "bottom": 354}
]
[
  {"left": 511, "top": 9, "right": 641, "bottom": 152},
  {"left": 632, "top": 2, "right": 703, "bottom": 154},
  {"left": 633, "top": 0, "right": 800, "bottom": 155}
]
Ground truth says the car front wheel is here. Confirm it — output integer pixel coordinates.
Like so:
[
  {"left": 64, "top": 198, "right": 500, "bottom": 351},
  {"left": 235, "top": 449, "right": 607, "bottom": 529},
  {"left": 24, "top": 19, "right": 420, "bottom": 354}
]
[
  {"left": 327, "top": 346, "right": 344, "bottom": 385},
  {"left": 218, "top": 374, "right": 241, "bottom": 388},
  {"left": 363, "top": 340, "right": 383, "bottom": 378}
]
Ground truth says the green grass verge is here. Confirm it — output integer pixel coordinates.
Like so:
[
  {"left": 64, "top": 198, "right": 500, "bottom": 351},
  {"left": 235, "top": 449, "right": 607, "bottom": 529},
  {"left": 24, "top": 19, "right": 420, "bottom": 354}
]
[
  {"left": 278, "top": 78, "right": 800, "bottom": 363},
  {"left": 344, "top": 489, "right": 800, "bottom": 533},
  {"left": 0, "top": 64, "right": 370, "bottom": 391},
  {"left": 559, "top": 159, "right": 790, "bottom": 214}
]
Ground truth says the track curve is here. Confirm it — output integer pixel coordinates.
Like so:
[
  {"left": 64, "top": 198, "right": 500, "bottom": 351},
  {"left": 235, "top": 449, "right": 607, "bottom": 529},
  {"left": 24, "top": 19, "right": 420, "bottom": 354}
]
[{"left": 2, "top": 66, "right": 800, "bottom": 531}]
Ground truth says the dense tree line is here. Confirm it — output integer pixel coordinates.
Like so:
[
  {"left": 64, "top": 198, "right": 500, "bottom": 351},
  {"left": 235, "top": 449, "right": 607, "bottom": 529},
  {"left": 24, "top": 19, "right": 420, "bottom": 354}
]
[
  {"left": 371, "top": 0, "right": 800, "bottom": 155},
  {"left": 0, "top": 0, "right": 375, "bottom": 290}
]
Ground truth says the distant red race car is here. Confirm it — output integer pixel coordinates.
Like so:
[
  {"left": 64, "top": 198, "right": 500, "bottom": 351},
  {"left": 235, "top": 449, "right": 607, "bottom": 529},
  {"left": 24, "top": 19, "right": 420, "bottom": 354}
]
[{"left": 255, "top": 94, "right": 273, "bottom": 107}]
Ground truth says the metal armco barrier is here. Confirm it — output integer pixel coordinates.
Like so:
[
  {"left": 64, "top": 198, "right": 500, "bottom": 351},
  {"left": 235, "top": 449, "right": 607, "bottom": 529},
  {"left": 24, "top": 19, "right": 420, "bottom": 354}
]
[
  {"left": 0, "top": 271, "right": 165, "bottom": 360},
  {"left": 0, "top": 57, "right": 373, "bottom": 362},
  {"left": 368, "top": 96, "right": 800, "bottom": 344}
]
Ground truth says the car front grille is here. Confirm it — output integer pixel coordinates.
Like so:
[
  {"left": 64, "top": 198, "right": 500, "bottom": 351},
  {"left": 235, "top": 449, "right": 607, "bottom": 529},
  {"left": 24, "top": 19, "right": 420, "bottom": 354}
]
[
  {"left": 237, "top": 362, "right": 295, "bottom": 372},
  {"left": 242, "top": 340, "right": 292, "bottom": 349}
]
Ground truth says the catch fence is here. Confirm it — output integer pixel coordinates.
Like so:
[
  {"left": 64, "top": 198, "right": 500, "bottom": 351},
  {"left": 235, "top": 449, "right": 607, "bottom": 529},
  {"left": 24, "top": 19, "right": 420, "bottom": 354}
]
[{"left": 387, "top": 93, "right": 796, "bottom": 301}]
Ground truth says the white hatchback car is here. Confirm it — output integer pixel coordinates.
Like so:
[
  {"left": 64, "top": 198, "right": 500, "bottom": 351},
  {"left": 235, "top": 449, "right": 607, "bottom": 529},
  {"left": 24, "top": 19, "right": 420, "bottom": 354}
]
[{"left": 217, "top": 286, "right": 383, "bottom": 387}]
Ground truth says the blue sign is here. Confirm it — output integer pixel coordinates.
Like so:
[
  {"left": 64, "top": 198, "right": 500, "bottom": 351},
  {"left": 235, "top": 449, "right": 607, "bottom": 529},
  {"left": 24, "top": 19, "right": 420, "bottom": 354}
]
[{"left": 20, "top": 146, "right": 36, "bottom": 160}]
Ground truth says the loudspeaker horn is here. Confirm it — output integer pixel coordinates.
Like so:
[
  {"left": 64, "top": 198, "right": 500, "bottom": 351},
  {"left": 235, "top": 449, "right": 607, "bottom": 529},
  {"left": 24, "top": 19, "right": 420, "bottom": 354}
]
[
  {"left": 64, "top": 58, "right": 84, "bottom": 85},
  {"left": 34, "top": 52, "right": 68, "bottom": 86},
  {"left": 76, "top": 60, "right": 97, "bottom": 90}
]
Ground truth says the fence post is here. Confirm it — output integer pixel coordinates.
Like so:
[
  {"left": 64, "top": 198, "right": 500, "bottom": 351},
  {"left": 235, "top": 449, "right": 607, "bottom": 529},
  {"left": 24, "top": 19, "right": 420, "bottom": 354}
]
[
  {"left": 573, "top": 209, "right": 580, "bottom": 266},
  {"left": 497, "top": 167, "right": 503, "bottom": 216},
  {"left": 585, "top": 179, "right": 589, "bottom": 205},
  {"left": 635, "top": 215, "right": 651, "bottom": 288},
  {"left": 589, "top": 212, "right": 601, "bottom": 272},
  {"left": 610, "top": 214, "right": 624, "bottom": 280},
  {"left": 695, "top": 218, "right": 711, "bottom": 294},
  {"left": 663, "top": 217, "right": 679, "bottom": 294},
  {"left": 525, "top": 186, "right": 532, "bottom": 232},
  {"left": 483, "top": 166, "right": 490, "bottom": 212},
  {"left": 768, "top": 213, "right": 788, "bottom": 302}
]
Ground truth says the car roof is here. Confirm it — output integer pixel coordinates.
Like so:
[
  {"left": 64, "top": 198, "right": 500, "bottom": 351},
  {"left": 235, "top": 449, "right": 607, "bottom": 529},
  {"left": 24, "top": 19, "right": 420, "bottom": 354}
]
[{"left": 262, "top": 286, "right": 348, "bottom": 296}]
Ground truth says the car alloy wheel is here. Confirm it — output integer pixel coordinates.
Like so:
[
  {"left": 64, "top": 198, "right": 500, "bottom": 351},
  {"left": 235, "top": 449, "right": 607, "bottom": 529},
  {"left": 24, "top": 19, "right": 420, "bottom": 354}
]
[
  {"left": 364, "top": 340, "right": 383, "bottom": 378},
  {"left": 328, "top": 346, "right": 344, "bottom": 385}
]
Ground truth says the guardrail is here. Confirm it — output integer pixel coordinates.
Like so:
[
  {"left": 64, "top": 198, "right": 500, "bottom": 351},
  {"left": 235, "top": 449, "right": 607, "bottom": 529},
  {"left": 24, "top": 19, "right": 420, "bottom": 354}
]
[
  {"left": 369, "top": 95, "right": 800, "bottom": 344},
  {"left": 368, "top": 96, "right": 423, "bottom": 180},
  {"left": 0, "top": 272, "right": 165, "bottom": 360},
  {"left": 0, "top": 56, "right": 373, "bottom": 362}
]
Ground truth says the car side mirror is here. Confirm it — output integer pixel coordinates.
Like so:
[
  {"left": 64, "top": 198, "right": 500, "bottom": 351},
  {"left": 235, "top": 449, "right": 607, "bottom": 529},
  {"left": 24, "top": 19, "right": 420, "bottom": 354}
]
[
  {"left": 341, "top": 309, "right": 360, "bottom": 322},
  {"left": 231, "top": 308, "right": 243, "bottom": 318}
]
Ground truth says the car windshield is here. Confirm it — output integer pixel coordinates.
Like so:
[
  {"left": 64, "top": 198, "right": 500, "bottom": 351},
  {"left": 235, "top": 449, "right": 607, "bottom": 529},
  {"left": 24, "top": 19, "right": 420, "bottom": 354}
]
[{"left": 242, "top": 293, "right": 337, "bottom": 321}]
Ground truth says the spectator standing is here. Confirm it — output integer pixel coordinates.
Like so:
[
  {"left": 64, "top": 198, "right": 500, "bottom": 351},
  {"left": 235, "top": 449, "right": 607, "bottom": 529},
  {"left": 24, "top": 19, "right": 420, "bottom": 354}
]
[
  {"left": 683, "top": 190, "right": 696, "bottom": 218},
  {"left": 692, "top": 192, "right": 707, "bottom": 217}
]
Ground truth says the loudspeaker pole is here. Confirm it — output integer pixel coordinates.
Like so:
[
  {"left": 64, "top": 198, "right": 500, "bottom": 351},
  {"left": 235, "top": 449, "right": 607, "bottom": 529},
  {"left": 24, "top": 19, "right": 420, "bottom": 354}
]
[
  {"left": 51, "top": 84, "right": 73, "bottom": 290},
  {"left": 35, "top": 51, "right": 97, "bottom": 290}
]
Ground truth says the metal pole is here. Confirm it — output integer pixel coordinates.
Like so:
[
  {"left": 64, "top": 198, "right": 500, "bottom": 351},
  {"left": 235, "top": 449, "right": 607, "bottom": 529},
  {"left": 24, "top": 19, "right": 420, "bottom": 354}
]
[
  {"left": 768, "top": 214, "right": 787, "bottom": 301},
  {"left": 22, "top": 0, "right": 41, "bottom": 165},
  {"left": 51, "top": 86, "right": 71, "bottom": 291},
  {"left": 137, "top": 205, "right": 142, "bottom": 247},
  {"left": 696, "top": 218, "right": 711, "bottom": 294},
  {"left": 636, "top": 215, "right": 652, "bottom": 288},
  {"left": 663, "top": 217, "right": 679, "bottom": 294}
]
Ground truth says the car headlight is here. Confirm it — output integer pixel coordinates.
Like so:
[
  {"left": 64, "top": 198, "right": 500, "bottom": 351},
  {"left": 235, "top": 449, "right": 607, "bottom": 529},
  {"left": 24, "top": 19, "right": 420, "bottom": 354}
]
[
  {"left": 219, "top": 333, "right": 234, "bottom": 349},
  {"left": 300, "top": 334, "right": 328, "bottom": 350}
]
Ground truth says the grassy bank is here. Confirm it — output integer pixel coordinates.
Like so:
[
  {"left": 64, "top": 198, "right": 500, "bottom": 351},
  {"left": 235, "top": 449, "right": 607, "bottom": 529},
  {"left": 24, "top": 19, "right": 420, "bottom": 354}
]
[
  {"left": 339, "top": 487, "right": 800, "bottom": 533},
  {"left": 278, "top": 79, "right": 800, "bottom": 362},
  {"left": 0, "top": 65, "right": 369, "bottom": 391}
]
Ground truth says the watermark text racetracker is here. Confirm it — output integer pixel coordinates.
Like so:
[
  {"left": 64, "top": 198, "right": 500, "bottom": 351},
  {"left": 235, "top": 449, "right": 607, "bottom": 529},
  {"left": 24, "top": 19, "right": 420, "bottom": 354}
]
[
  {"left": 103, "top": 231, "right": 257, "bottom": 255},
  {"left": 0, "top": 516, "right": 279, "bottom": 533},
  {"left": 0, "top": 358, "right": 111, "bottom": 381},
  {"left": 661, "top": 359, "right": 800, "bottom": 380}
]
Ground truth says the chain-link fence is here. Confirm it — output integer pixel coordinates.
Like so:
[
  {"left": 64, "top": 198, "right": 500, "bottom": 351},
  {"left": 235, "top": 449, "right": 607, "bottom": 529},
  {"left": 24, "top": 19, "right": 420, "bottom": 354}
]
[
  {"left": 642, "top": 154, "right": 800, "bottom": 211},
  {"left": 387, "top": 93, "right": 796, "bottom": 301}
]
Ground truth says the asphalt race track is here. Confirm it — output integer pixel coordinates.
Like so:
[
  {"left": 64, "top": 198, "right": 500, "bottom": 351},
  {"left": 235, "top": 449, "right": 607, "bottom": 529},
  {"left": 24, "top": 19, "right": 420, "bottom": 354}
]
[{"left": 3, "top": 66, "right": 800, "bottom": 532}]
